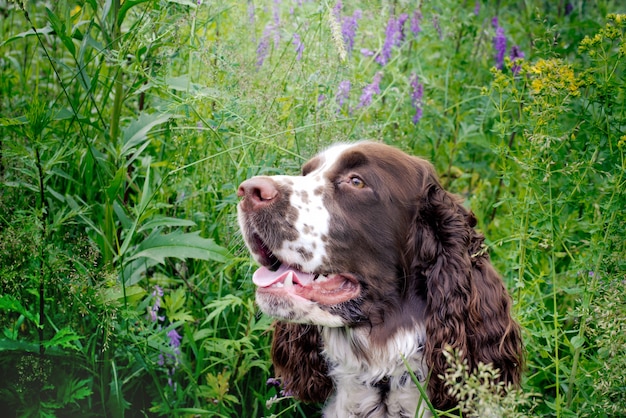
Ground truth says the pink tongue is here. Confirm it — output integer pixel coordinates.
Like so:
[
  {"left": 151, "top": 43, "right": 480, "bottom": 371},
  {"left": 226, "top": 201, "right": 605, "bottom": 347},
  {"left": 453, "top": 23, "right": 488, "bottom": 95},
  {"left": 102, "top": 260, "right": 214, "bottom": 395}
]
[{"left": 252, "top": 264, "right": 316, "bottom": 288}]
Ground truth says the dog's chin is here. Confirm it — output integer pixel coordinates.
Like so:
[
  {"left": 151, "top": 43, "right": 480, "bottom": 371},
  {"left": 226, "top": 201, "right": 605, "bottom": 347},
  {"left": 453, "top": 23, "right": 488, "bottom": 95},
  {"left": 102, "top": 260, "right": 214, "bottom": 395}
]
[{"left": 255, "top": 291, "right": 348, "bottom": 327}]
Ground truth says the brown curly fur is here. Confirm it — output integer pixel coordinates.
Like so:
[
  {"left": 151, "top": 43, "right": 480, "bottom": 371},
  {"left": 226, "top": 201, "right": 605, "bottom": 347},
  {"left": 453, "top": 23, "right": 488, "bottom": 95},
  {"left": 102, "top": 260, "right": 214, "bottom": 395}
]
[
  {"left": 408, "top": 183, "right": 523, "bottom": 409},
  {"left": 271, "top": 321, "right": 333, "bottom": 402}
]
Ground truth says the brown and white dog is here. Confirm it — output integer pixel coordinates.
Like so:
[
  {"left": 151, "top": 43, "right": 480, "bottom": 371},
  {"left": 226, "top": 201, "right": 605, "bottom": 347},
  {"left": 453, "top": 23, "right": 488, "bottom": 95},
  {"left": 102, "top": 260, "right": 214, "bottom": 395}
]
[{"left": 237, "top": 142, "right": 522, "bottom": 417}]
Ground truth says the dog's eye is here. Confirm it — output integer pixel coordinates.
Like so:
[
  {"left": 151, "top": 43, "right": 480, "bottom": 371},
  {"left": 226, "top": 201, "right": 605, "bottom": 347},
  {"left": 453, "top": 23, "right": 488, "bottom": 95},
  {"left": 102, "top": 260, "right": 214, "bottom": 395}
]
[{"left": 349, "top": 176, "right": 365, "bottom": 188}]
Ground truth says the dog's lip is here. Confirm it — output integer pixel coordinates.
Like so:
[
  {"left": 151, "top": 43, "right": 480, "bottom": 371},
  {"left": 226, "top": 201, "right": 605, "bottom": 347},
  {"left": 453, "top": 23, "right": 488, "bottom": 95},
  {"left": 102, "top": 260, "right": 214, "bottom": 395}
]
[
  {"left": 253, "top": 263, "right": 348, "bottom": 288},
  {"left": 254, "top": 264, "right": 360, "bottom": 305},
  {"left": 249, "top": 232, "right": 281, "bottom": 271},
  {"left": 247, "top": 232, "right": 361, "bottom": 304}
]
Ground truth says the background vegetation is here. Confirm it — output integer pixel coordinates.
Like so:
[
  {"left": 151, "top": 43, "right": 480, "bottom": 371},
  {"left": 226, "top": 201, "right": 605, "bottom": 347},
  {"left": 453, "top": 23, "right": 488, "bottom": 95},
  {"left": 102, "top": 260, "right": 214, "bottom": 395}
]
[{"left": 0, "top": 0, "right": 624, "bottom": 416}]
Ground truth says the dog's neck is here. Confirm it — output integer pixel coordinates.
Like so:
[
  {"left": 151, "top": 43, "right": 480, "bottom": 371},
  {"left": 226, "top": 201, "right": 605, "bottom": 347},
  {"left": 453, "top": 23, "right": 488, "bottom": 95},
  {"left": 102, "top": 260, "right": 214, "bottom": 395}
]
[{"left": 320, "top": 323, "right": 431, "bottom": 417}]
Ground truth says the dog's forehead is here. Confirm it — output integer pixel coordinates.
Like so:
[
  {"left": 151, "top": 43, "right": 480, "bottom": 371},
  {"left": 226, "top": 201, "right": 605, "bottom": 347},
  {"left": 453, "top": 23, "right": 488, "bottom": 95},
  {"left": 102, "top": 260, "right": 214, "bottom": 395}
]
[{"left": 305, "top": 143, "right": 355, "bottom": 175}]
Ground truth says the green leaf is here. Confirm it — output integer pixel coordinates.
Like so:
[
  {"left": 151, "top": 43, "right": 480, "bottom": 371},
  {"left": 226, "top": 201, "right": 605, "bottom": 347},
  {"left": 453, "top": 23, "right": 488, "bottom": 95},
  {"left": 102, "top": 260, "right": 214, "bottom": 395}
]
[
  {"left": 169, "top": 311, "right": 194, "bottom": 322},
  {"left": 58, "top": 378, "right": 93, "bottom": 405},
  {"left": 137, "top": 162, "right": 152, "bottom": 214},
  {"left": 570, "top": 335, "right": 585, "bottom": 350},
  {"left": 43, "top": 328, "right": 82, "bottom": 351},
  {"left": 166, "top": 0, "right": 198, "bottom": 7},
  {"left": 113, "top": 200, "right": 133, "bottom": 231},
  {"left": 128, "top": 230, "right": 229, "bottom": 264},
  {"left": 117, "top": 0, "right": 151, "bottom": 27},
  {"left": 164, "top": 75, "right": 218, "bottom": 94},
  {"left": 0, "top": 26, "right": 54, "bottom": 48},
  {"left": 45, "top": 8, "right": 75, "bottom": 55},
  {"left": 164, "top": 287, "right": 194, "bottom": 322},
  {"left": 0, "top": 116, "right": 28, "bottom": 126},
  {"left": 192, "top": 328, "right": 214, "bottom": 342},
  {"left": 121, "top": 113, "right": 171, "bottom": 157},
  {"left": 106, "top": 166, "right": 127, "bottom": 203},
  {"left": 165, "top": 74, "right": 194, "bottom": 92},
  {"left": 0, "top": 339, "right": 42, "bottom": 353},
  {"left": 138, "top": 216, "right": 197, "bottom": 233},
  {"left": 107, "top": 361, "right": 129, "bottom": 418},
  {"left": 0, "top": 295, "right": 39, "bottom": 327},
  {"left": 100, "top": 285, "right": 146, "bottom": 304},
  {"left": 203, "top": 294, "right": 244, "bottom": 325}
]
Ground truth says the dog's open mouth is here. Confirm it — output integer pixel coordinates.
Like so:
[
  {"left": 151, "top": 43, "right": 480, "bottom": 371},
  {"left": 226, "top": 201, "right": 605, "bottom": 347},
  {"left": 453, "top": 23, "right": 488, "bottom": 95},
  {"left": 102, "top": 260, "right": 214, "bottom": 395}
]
[{"left": 249, "top": 234, "right": 360, "bottom": 305}]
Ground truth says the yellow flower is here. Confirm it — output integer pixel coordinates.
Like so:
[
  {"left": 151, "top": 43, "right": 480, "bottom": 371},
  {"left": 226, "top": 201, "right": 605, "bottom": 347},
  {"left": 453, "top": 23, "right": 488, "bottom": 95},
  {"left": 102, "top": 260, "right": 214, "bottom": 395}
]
[
  {"left": 71, "top": 5, "right": 82, "bottom": 18},
  {"left": 608, "top": 13, "right": 626, "bottom": 26},
  {"left": 528, "top": 58, "right": 580, "bottom": 97}
]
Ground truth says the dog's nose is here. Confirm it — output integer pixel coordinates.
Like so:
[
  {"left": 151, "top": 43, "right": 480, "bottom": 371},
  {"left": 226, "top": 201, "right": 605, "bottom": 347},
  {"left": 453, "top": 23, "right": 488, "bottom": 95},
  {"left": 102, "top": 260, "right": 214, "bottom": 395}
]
[{"left": 238, "top": 177, "right": 279, "bottom": 211}]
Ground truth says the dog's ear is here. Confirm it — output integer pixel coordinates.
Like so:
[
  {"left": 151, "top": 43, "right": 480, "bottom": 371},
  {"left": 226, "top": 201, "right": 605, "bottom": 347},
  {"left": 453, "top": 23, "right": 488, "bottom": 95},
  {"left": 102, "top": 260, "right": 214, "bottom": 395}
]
[
  {"left": 271, "top": 321, "right": 334, "bottom": 403},
  {"left": 408, "top": 181, "right": 524, "bottom": 409}
]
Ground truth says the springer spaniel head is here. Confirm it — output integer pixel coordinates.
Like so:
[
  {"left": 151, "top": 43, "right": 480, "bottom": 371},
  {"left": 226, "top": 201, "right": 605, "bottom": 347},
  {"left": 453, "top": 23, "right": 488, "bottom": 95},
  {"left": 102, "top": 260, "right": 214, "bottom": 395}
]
[{"left": 237, "top": 142, "right": 523, "bottom": 413}]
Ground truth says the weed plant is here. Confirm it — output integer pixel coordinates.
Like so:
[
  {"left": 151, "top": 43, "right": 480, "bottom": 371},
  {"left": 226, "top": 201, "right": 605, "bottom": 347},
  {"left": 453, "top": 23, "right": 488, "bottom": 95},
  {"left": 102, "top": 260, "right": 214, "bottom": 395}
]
[{"left": 0, "top": 1, "right": 624, "bottom": 417}]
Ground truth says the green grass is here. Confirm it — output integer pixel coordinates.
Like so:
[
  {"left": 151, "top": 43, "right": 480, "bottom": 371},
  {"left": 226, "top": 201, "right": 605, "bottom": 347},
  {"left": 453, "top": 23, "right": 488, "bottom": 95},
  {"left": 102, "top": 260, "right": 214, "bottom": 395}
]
[{"left": 0, "top": 1, "right": 625, "bottom": 416}]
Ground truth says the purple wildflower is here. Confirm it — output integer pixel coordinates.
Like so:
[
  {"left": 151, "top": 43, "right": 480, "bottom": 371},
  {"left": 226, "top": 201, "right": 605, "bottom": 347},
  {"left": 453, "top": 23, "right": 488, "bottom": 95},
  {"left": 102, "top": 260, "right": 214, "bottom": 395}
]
[
  {"left": 397, "top": 13, "right": 409, "bottom": 42},
  {"left": 410, "top": 10, "right": 422, "bottom": 35},
  {"left": 248, "top": 3, "right": 255, "bottom": 24},
  {"left": 149, "top": 285, "right": 164, "bottom": 322},
  {"left": 336, "top": 80, "right": 351, "bottom": 108},
  {"left": 333, "top": 1, "right": 342, "bottom": 18},
  {"left": 273, "top": 0, "right": 281, "bottom": 26},
  {"left": 509, "top": 44, "right": 524, "bottom": 75},
  {"left": 492, "top": 17, "right": 507, "bottom": 70},
  {"left": 166, "top": 365, "right": 177, "bottom": 391},
  {"left": 341, "top": 10, "right": 362, "bottom": 53},
  {"left": 318, "top": 94, "right": 326, "bottom": 104},
  {"left": 565, "top": 2, "right": 573, "bottom": 16},
  {"left": 376, "top": 16, "right": 402, "bottom": 65},
  {"left": 256, "top": 24, "right": 272, "bottom": 67},
  {"left": 410, "top": 73, "right": 424, "bottom": 124},
  {"left": 473, "top": 1, "right": 480, "bottom": 16},
  {"left": 167, "top": 328, "right": 182, "bottom": 349},
  {"left": 432, "top": 15, "right": 442, "bottom": 40},
  {"left": 292, "top": 33, "right": 304, "bottom": 61},
  {"left": 359, "top": 72, "right": 382, "bottom": 107},
  {"left": 166, "top": 328, "right": 183, "bottom": 389},
  {"left": 331, "top": 2, "right": 361, "bottom": 55},
  {"left": 156, "top": 327, "right": 183, "bottom": 392},
  {"left": 159, "top": 328, "right": 182, "bottom": 365},
  {"left": 361, "top": 48, "right": 375, "bottom": 57},
  {"left": 266, "top": 377, "right": 292, "bottom": 397},
  {"left": 267, "top": 0, "right": 282, "bottom": 49}
]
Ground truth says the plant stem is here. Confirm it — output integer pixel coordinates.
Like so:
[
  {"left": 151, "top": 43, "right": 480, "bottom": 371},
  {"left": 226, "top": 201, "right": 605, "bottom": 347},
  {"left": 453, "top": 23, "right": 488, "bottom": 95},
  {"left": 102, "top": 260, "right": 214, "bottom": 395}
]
[
  {"left": 489, "top": 131, "right": 516, "bottom": 222},
  {"left": 547, "top": 169, "right": 561, "bottom": 418},
  {"left": 109, "top": 0, "right": 123, "bottom": 145},
  {"left": 35, "top": 146, "right": 47, "bottom": 357}
]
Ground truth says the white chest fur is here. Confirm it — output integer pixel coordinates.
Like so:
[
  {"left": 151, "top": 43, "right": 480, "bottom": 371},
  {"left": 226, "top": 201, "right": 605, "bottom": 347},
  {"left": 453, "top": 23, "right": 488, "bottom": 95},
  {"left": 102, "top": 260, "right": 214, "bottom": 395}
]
[{"left": 320, "top": 324, "right": 431, "bottom": 418}]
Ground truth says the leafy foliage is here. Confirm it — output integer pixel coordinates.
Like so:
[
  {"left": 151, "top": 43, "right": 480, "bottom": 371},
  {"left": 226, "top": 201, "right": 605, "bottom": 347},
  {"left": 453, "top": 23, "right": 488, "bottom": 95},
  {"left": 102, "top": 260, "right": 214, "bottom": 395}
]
[{"left": 0, "top": 0, "right": 624, "bottom": 417}]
